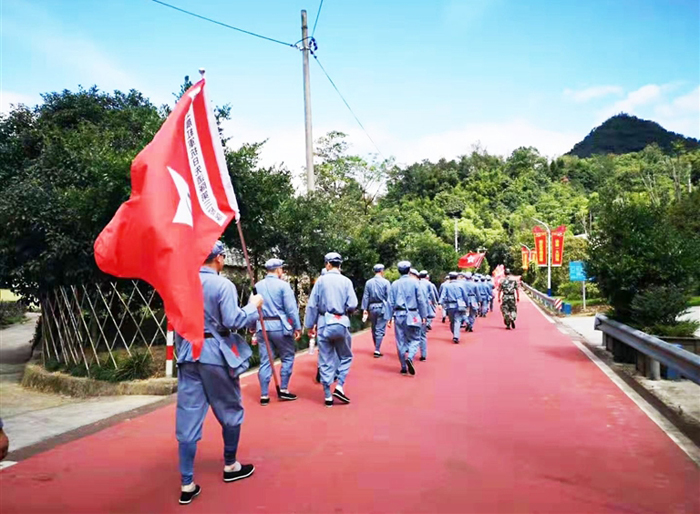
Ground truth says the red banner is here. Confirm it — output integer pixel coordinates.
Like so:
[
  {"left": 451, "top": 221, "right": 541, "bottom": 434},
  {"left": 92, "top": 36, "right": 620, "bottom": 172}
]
[
  {"left": 458, "top": 252, "right": 486, "bottom": 269},
  {"left": 521, "top": 246, "right": 530, "bottom": 270},
  {"left": 532, "top": 226, "right": 548, "bottom": 266},
  {"left": 551, "top": 225, "right": 566, "bottom": 267},
  {"left": 530, "top": 249, "right": 536, "bottom": 264}
]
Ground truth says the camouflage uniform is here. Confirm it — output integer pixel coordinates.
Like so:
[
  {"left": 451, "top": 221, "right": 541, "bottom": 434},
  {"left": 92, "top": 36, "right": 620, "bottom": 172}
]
[{"left": 499, "top": 278, "right": 518, "bottom": 328}]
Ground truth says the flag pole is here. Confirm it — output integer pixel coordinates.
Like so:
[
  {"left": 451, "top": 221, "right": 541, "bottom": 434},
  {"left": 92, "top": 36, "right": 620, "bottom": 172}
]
[{"left": 236, "top": 220, "right": 282, "bottom": 396}]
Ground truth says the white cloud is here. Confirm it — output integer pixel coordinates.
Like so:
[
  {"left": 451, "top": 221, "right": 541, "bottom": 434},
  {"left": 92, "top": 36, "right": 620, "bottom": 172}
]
[
  {"left": 563, "top": 85, "right": 623, "bottom": 103},
  {"left": 655, "top": 86, "right": 700, "bottom": 117},
  {"left": 0, "top": 91, "right": 39, "bottom": 113}
]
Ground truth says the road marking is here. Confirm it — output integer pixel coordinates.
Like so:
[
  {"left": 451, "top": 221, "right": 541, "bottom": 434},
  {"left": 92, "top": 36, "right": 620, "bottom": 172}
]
[{"left": 0, "top": 461, "right": 18, "bottom": 471}]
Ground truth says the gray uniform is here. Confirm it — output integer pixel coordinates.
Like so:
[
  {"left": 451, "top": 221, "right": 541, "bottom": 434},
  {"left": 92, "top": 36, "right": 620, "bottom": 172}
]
[
  {"left": 390, "top": 275, "right": 428, "bottom": 370},
  {"left": 361, "top": 275, "right": 392, "bottom": 353}
]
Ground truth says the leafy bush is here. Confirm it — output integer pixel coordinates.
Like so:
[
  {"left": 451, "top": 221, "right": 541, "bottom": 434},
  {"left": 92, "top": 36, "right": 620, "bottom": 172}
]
[
  {"left": 649, "top": 321, "right": 700, "bottom": 337},
  {"left": 0, "top": 301, "right": 25, "bottom": 327},
  {"left": 557, "top": 281, "right": 600, "bottom": 300},
  {"left": 113, "top": 351, "right": 153, "bottom": 381},
  {"left": 630, "top": 285, "right": 689, "bottom": 328}
]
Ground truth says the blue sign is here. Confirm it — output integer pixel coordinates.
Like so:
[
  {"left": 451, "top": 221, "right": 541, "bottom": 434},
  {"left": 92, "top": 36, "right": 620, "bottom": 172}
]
[{"left": 569, "top": 261, "right": 587, "bottom": 282}]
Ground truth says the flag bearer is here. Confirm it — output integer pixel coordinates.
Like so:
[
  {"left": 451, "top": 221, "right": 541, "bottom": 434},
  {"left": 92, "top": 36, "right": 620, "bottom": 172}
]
[
  {"left": 361, "top": 264, "right": 392, "bottom": 358},
  {"left": 390, "top": 262, "right": 428, "bottom": 375},
  {"left": 175, "top": 241, "right": 263, "bottom": 505},
  {"left": 304, "top": 253, "right": 358, "bottom": 407},
  {"left": 439, "top": 271, "right": 468, "bottom": 343},
  {"left": 254, "top": 258, "right": 302, "bottom": 405}
]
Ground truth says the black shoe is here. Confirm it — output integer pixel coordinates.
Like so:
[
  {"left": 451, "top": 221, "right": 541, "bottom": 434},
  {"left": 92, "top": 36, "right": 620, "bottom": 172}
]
[
  {"left": 223, "top": 464, "right": 255, "bottom": 483},
  {"left": 406, "top": 359, "right": 415, "bottom": 376},
  {"left": 179, "top": 485, "right": 202, "bottom": 505},
  {"left": 374, "top": 351, "right": 383, "bottom": 358},
  {"left": 468, "top": 326, "right": 473, "bottom": 332},
  {"left": 400, "top": 369, "right": 408, "bottom": 375},
  {"left": 314, "top": 368, "right": 321, "bottom": 384},
  {"left": 278, "top": 391, "right": 297, "bottom": 401},
  {"left": 419, "top": 356, "right": 426, "bottom": 361},
  {"left": 333, "top": 389, "right": 351, "bottom": 404},
  {"left": 325, "top": 398, "right": 334, "bottom": 407},
  {"left": 511, "top": 321, "right": 515, "bottom": 329},
  {"left": 453, "top": 338, "right": 459, "bottom": 344},
  {"left": 260, "top": 397, "right": 270, "bottom": 406},
  {"left": 506, "top": 325, "right": 511, "bottom": 330},
  {"left": 426, "top": 325, "right": 432, "bottom": 331}
]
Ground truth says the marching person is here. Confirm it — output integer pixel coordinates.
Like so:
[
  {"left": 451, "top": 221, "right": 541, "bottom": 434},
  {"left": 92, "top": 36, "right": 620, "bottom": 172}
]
[
  {"left": 478, "top": 276, "right": 490, "bottom": 317},
  {"left": 439, "top": 275, "right": 450, "bottom": 323},
  {"left": 361, "top": 264, "right": 392, "bottom": 358},
  {"left": 418, "top": 270, "right": 436, "bottom": 360},
  {"left": 460, "top": 272, "right": 481, "bottom": 332},
  {"left": 498, "top": 268, "right": 521, "bottom": 329},
  {"left": 439, "top": 271, "right": 468, "bottom": 343},
  {"left": 390, "top": 262, "right": 428, "bottom": 375},
  {"left": 304, "top": 253, "right": 358, "bottom": 407},
  {"left": 487, "top": 276, "right": 495, "bottom": 312},
  {"left": 254, "top": 258, "right": 302, "bottom": 405},
  {"left": 422, "top": 271, "right": 439, "bottom": 332},
  {"left": 175, "top": 241, "right": 263, "bottom": 505}
]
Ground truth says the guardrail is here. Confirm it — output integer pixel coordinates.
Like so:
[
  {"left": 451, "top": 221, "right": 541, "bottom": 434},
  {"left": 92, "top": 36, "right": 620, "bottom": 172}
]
[
  {"left": 521, "top": 282, "right": 562, "bottom": 312},
  {"left": 594, "top": 314, "right": 700, "bottom": 385}
]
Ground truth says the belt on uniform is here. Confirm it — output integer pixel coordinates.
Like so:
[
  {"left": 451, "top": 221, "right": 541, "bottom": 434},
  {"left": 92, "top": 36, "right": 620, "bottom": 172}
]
[
  {"left": 263, "top": 316, "right": 281, "bottom": 320},
  {"left": 394, "top": 307, "right": 417, "bottom": 311},
  {"left": 204, "top": 329, "right": 231, "bottom": 338},
  {"left": 368, "top": 302, "right": 383, "bottom": 306}
]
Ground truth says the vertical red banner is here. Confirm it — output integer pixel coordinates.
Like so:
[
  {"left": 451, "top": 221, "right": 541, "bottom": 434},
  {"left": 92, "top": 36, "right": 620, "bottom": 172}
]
[
  {"left": 521, "top": 246, "right": 530, "bottom": 270},
  {"left": 533, "top": 226, "right": 548, "bottom": 266},
  {"left": 551, "top": 225, "right": 566, "bottom": 266},
  {"left": 530, "top": 249, "right": 536, "bottom": 264}
]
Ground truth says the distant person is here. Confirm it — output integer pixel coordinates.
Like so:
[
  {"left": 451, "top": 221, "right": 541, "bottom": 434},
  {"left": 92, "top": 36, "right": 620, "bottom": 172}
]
[
  {"left": 439, "top": 275, "right": 450, "bottom": 323},
  {"left": 418, "top": 270, "right": 436, "bottom": 360},
  {"left": 361, "top": 264, "right": 392, "bottom": 358},
  {"left": 305, "top": 253, "right": 358, "bottom": 407},
  {"left": 439, "top": 271, "right": 468, "bottom": 344},
  {"left": 487, "top": 276, "right": 495, "bottom": 312},
  {"left": 498, "top": 268, "right": 520, "bottom": 329},
  {"left": 390, "top": 262, "right": 428, "bottom": 375},
  {"left": 421, "top": 271, "right": 439, "bottom": 332},
  {"left": 254, "top": 258, "right": 302, "bottom": 405},
  {"left": 175, "top": 241, "right": 263, "bottom": 505}
]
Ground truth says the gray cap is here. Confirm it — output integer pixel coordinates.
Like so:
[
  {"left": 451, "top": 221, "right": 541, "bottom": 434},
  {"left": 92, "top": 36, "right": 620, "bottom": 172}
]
[
  {"left": 397, "top": 260, "right": 411, "bottom": 272},
  {"left": 448, "top": 272, "right": 458, "bottom": 279},
  {"left": 373, "top": 264, "right": 385, "bottom": 273},
  {"left": 324, "top": 252, "right": 343, "bottom": 265},
  {"left": 265, "top": 258, "right": 285, "bottom": 271},
  {"left": 457, "top": 272, "right": 466, "bottom": 278},
  {"left": 206, "top": 241, "right": 225, "bottom": 261},
  {"left": 465, "top": 271, "right": 473, "bottom": 279},
  {"left": 409, "top": 268, "right": 419, "bottom": 276},
  {"left": 419, "top": 270, "right": 428, "bottom": 278}
]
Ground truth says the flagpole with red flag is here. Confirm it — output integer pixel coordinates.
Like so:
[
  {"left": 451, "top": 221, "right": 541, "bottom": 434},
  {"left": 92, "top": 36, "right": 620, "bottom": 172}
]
[{"left": 94, "top": 69, "right": 280, "bottom": 391}]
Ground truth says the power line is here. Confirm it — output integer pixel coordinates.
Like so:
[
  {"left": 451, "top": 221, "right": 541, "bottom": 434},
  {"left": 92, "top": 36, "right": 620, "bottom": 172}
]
[
  {"left": 150, "top": 0, "right": 297, "bottom": 48},
  {"left": 311, "top": 52, "right": 385, "bottom": 159},
  {"left": 311, "top": 0, "right": 324, "bottom": 37}
]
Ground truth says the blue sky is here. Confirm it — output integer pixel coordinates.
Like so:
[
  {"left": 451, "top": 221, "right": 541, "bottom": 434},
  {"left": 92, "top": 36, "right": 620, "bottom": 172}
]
[{"left": 2, "top": 0, "right": 698, "bottom": 172}]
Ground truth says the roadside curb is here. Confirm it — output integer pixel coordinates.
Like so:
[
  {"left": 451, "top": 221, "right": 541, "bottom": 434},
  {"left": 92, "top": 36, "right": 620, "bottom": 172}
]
[{"left": 21, "top": 364, "right": 177, "bottom": 398}]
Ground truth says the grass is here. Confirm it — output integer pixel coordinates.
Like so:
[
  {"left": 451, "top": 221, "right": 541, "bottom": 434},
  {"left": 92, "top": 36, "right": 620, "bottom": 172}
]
[
  {"left": 688, "top": 296, "right": 700, "bottom": 307},
  {"left": 0, "top": 301, "right": 26, "bottom": 328}
]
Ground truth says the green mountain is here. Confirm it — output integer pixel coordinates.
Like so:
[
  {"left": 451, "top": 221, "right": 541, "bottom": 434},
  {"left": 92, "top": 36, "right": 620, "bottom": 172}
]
[{"left": 567, "top": 114, "right": 699, "bottom": 158}]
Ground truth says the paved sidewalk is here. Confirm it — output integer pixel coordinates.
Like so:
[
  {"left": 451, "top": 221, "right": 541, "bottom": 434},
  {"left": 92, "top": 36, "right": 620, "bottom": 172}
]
[{"left": 0, "top": 313, "right": 39, "bottom": 382}]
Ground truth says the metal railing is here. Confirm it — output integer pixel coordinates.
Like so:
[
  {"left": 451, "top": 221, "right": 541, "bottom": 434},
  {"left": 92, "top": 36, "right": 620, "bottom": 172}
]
[
  {"left": 595, "top": 314, "right": 700, "bottom": 385},
  {"left": 521, "top": 282, "right": 562, "bottom": 312}
]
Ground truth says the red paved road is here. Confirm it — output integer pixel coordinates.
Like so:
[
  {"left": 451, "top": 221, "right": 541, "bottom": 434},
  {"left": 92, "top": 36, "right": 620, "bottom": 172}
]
[{"left": 1, "top": 297, "right": 698, "bottom": 513}]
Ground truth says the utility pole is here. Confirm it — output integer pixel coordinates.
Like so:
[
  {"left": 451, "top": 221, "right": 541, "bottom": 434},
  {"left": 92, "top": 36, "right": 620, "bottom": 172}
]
[
  {"left": 533, "top": 218, "right": 552, "bottom": 296},
  {"left": 301, "top": 10, "right": 315, "bottom": 192}
]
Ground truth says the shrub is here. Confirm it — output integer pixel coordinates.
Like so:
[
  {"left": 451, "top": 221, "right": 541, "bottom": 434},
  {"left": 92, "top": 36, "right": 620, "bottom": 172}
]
[
  {"left": 0, "top": 301, "right": 25, "bottom": 327},
  {"left": 630, "top": 285, "right": 689, "bottom": 328},
  {"left": 557, "top": 281, "right": 600, "bottom": 300},
  {"left": 649, "top": 321, "right": 700, "bottom": 337},
  {"left": 113, "top": 351, "right": 153, "bottom": 381}
]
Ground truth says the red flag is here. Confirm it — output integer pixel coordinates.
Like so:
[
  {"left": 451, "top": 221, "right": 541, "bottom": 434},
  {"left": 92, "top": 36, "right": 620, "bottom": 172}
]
[
  {"left": 551, "top": 225, "right": 566, "bottom": 266},
  {"left": 94, "top": 79, "right": 239, "bottom": 359},
  {"left": 458, "top": 252, "right": 486, "bottom": 269},
  {"left": 532, "top": 226, "right": 548, "bottom": 266}
]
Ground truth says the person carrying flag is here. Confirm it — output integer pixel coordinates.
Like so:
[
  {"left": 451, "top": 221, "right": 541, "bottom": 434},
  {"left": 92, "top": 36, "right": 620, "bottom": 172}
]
[
  {"left": 305, "top": 253, "right": 358, "bottom": 407},
  {"left": 254, "top": 258, "right": 302, "bottom": 405},
  {"left": 175, "top": 241, "right": 264, "bottom": 505}
]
